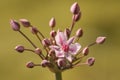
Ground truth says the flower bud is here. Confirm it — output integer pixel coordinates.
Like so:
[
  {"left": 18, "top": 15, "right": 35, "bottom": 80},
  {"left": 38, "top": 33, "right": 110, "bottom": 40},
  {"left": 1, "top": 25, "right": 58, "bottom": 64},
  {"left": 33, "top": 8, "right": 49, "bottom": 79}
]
[
  {"left": 41, "top": 60, "right": 50, "bottom": 67},
  {"left": 86, "top": 57, "right": 95, "bottom": 66},
  {"left": 19, "top": 19, "right": 31, "bottom": 27},
  {"left": 64, "top": 28, "right": 71, "bottom": 38},
  {"left": 57, "top": 58, "right": 67, "bottom": 69},
  {"left": 34, "top": 48, "right": 42, "bottom": 55},
  {"left": 42, "top": 38, "right": 51, "bottom": 47},
  {"left": 70, "top": 2, "right": 80, "bottom": 14},
  {"left": 50, "top": 30, "right": 56, "bottom": 38},
  {"left": 15, "top": 45, "right": 24, "bottom": 53},
  {"left": 48, "top": 50, "right": 56, "bottom": 59},
  {"left": 10, "top": 19, "right": 20, "bottom": 31},
  {"left": 31, "top": 27, "right": 38, "bottom": 34},
  {"left": 73, "top": 12, "right": 81, "bottom": 22},
  {"left": 76, "top": 28, "right": 83, "bottom": 37},
  {"left": 49, "top": 17, "right": 56, "bottom": 28},
  {"left": 82, "top": 47, "right": 89, "bottom": 56},
  {"left": 26, "top": 61, "right": 34, "bottom": 68},
  {"left": 96, "top": 36, "right": 106, "bottom": 44}
]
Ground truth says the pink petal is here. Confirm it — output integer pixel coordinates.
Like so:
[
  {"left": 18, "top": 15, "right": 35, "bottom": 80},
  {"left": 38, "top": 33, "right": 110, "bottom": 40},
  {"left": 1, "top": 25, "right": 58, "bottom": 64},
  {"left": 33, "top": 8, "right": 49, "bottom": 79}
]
[
  {"left": 55, "top": 50, "right": 65, "bottom": 58},
  {"left": 55, "top": 31, "right": 67, "bottom": 46},
  {"left": 69, "top": 43, "right": 81, "bottom": 55},
  {"left": 67, "top": 36, "right": 75, "bottom": 45},
  {"left": 49, "top": 45, "right": 60, "bottom": 51},
  {"left": 66, "top": 53, "right": 73, "bottom": 62}
]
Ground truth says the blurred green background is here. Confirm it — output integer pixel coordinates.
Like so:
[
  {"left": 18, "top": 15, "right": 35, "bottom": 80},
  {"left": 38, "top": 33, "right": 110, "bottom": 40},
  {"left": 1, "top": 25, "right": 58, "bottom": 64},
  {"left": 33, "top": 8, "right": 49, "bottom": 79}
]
[{"left": 0, "top": 0, "right": 120, "bottom": 80}]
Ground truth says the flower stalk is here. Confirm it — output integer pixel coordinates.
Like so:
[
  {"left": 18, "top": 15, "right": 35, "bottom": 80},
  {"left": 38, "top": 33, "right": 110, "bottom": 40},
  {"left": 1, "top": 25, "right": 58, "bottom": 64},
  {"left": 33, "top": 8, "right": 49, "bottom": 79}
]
[{"left": 55, "top": 72, "right": 62, "bottom": 80}]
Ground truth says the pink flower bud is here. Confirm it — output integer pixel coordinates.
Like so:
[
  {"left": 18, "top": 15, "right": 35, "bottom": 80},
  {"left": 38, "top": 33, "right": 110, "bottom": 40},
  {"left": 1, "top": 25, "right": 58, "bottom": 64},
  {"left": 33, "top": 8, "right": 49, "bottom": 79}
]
[
  {"left": 70, "top": 2, "right": 80, "bottom": 14},
  {"left": 31, "top": 27, "right": 38, "bottom": 34},
  {"left": 41, "top": 60, "right": 50, "bottom": 67},
  {"left": 10, "top": 19, "right": 20, "bottom": 31},
  {"left": 15, "top": 45, "right": 24, "bottom": 53},
  {"left": 76, "top": 28, "right": 83, "bottom": 37},
  {"left": 86, "top": 57, "right": 95, "bottom": 66},
  {"left": 26, "top": 61, "right": 34, "bottom": 68},
  {"left": 34, "top": 48, "right": 42, "bottom": 55},
  {"left": 48, "top": 50, "right": 56, "bottom": 59},
  {"left": 42, "top": 38, "right": 51, "bottom": 47},
  {"left": 50, "top": 30, "right": 56, "bottom": 38},
  {"left": 73, "top": 12, "right": 81, "bottom": 22},
  {"left": 57, "top": 59, "right": 67, "bottom": 69},
  {"left": 82, "top": 47, "right": 89, "bottom": 56},
  {"left": 19, "top": 19, "right": 31, "bottom": 27},
  {"left": 49, "top": 17, "right": 56, "bottom": 28},
  {"left": 96, "top": 36, "right": 106, "bottom": 44},
  {"left": 64, "top": 28, "right": 71, "bottom": 38}
]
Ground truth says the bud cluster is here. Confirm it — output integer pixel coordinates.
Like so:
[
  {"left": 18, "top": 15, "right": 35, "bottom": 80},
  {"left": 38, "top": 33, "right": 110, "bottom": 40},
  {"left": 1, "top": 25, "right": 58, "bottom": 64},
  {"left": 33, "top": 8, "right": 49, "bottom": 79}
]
[{"left": 10, "top": 2, "right": 106, "bottom": 73}]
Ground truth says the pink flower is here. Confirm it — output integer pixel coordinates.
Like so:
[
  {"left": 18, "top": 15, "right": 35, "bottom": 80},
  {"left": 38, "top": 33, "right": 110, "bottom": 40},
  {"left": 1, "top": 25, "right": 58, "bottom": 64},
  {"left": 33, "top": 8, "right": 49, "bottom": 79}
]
[{"left": 50, "top": 31, "right": 81, "bottom": 62}]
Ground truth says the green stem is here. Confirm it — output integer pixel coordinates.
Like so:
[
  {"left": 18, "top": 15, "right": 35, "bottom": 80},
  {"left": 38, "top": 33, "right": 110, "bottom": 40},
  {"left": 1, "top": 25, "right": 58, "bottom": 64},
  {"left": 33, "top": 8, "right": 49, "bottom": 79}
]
[{"left": 55, "top": 72, "right": 62, "bottom": 80}]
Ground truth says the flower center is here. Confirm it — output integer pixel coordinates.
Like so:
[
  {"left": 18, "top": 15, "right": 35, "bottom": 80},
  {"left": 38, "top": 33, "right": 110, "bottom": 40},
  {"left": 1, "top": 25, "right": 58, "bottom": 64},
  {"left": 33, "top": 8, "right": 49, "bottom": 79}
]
[{"left": 62, "top": 44, "right": 69, "bottom": 52}]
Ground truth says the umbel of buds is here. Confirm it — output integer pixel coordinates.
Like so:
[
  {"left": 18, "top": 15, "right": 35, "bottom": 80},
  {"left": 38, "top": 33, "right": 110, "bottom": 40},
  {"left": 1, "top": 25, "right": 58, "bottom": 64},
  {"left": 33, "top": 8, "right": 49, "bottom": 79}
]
[{"left": 10, "top": 2, "right": 106, "bottom": 74}]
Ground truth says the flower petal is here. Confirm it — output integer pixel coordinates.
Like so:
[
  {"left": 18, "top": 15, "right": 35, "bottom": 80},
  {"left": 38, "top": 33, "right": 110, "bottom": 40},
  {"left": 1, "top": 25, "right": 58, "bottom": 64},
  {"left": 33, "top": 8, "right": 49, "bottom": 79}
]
[
  {"left": 66, "top": 53, "right": 73, "bottom": 62},
  {"left": 55, "top": 50, "right": 65, "bottom": 58},
  {"left": 69, "top": 43, "right": 81, "bottom": 55},
  {"left": 55, "top": 31, "right": 67, "bottom": 46},
  {"left": 67, "top": 36, "right": 75, "bottom": 45},
  {"left": 49, "top": 45, "right": 60, "bottom": 51}
]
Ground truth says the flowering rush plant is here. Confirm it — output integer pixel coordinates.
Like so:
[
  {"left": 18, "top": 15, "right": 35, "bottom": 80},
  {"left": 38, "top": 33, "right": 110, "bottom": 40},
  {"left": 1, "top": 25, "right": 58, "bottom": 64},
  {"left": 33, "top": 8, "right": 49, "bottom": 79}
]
[{"left": 10, "top": 2, "right": 106, "bottom": 80}]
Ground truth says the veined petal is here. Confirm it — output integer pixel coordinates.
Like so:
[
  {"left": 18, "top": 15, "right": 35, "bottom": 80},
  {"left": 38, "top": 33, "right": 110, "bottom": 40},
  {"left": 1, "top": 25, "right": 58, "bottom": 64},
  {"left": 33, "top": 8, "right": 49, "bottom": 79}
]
[
  {"left": 67, "top": 36, "right": 75, "bottom": 45},
  {"left": 69, "top": 43, "right": 81, "bottom": 55},
  {"left": 55, "top": 31, "right": 67, "bottom": 46},
  {"left": 66, "top": 53, "right": 73, "bottom": 62},
  {"left": 55, "top": 50, "right": 65, "bottom": 58},
  {"left": 49, "top": 45, "right": 60, "bottom": 51}
]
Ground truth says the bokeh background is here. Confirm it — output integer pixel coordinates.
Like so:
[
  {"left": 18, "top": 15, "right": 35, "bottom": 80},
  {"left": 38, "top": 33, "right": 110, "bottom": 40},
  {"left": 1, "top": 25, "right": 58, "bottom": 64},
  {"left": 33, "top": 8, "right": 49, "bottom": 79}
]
[{"left": 0, "top": 0, "right": 120, "bottom": 80}]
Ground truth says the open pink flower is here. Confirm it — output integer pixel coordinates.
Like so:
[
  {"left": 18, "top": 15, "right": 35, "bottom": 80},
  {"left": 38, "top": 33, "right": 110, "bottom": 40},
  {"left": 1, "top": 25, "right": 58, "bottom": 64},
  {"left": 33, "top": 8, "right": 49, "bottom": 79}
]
[{"left": 50, "top": 31, "right": 81, "bottom": 62}]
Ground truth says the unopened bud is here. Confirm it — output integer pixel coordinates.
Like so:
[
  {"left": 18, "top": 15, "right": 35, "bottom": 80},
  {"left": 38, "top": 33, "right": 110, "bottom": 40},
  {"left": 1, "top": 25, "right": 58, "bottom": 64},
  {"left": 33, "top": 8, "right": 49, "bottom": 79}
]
[
  {"left": 57, "top": 59, "right": 67, "bottom": 69},
  {"left": 15, "top": 45, "right": 24, "bottom": 53},
  {"left": 76, "top": 28, "right": 83, "bottom": 37},
  {"left": 42, "top": 38, "right": 51, "bottom": 47},
  {"left": 49, "top": 17, "right": 56, "bottom": 28},
  {"left": 19, "top": 19, "right": 31, "bottom": 27},
  {"left": 10, "top": 19, "right": 20, "bottom": 31},
  {"left": 96, "top": 36, "right": 106, "bottom": 44},
  {"left": 34, "top": 48, "right": 42, "bottom": 55},
  {"left": 64, "top": 28, "right": 71, "bottom": 38},
  {"left": 70, "top": 2, "right": 80, "bottom": 14},
  {"left": 31, "top": 27, "right": 38, "bottom": 34},
  {"left": 26, "top": 61, "right": 34, "bottom": 68},
  {"left": 82, "top": 47, "right": 89, "bottom": 56},
  {"left": 41, "top": 60, "right": 50, "bottom": 67},
  {"left": 86, "top": 57, "right": 95, "bottom": 66},
  {"left": 48, "top": 50, "right": 56, "bottom": 59},
  {"left": 50, "top": 30, "right": 56, "bottom": 38},
  {"left": 73, "top": 12, "right": 81, "bottom": 22}
]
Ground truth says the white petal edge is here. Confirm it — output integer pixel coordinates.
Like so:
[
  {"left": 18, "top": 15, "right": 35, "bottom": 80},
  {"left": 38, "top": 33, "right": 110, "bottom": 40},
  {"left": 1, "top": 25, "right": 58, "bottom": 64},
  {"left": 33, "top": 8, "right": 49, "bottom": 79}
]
[{"left": 69, "top": 43, "right": 81, "bottom": 55}]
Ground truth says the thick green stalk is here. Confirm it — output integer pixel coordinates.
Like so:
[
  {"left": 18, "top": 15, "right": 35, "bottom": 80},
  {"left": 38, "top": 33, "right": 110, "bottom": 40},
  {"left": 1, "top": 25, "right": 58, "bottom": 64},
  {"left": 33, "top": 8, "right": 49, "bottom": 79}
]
[{"left": 55, "top": 72, "right": 62, "bottom": 80}]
